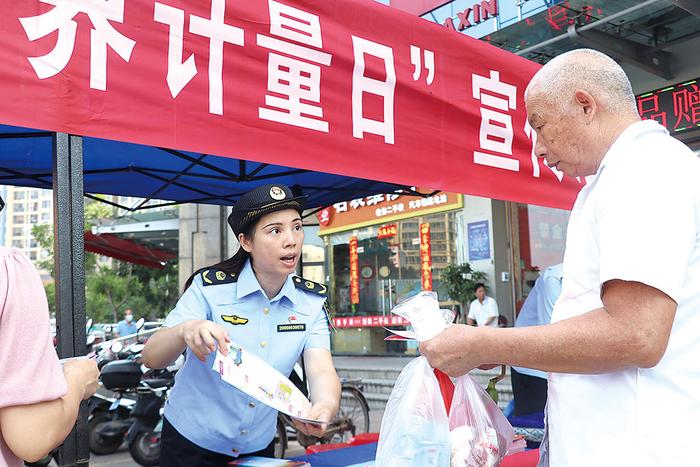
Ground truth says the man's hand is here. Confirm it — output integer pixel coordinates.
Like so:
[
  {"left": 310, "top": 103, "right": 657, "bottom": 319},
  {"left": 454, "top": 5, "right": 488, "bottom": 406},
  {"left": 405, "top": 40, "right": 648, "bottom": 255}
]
[
  {"left": 179, "top": 320, "right": 230, "bottom": 361},
  {"left": 292, "top": 402, "right": 334, "bottom": 438},
  {"left": 420, "top": 324, "right": 485, "bottom": 377}
]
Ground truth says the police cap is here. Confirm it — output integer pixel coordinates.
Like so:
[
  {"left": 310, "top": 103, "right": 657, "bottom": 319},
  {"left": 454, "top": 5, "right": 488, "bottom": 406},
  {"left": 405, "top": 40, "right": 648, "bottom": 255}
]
[{"left": 227, "top": 184, "right": 306, "bottom": 236}]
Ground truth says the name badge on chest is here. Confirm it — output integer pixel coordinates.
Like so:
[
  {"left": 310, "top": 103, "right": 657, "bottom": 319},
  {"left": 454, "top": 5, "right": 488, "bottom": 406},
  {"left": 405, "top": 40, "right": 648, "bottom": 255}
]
[{"left": 277, "top": 323, "right": 306, "bottom": 333}]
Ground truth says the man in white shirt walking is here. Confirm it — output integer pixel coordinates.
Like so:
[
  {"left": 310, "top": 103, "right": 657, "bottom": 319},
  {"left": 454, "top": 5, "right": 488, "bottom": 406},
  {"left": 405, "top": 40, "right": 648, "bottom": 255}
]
[
  {"left": 421, "top": 48, "right": 700, "bottom": 466},
  {"left": 467, "top": 283, "right": 499, "bottom": 328}
]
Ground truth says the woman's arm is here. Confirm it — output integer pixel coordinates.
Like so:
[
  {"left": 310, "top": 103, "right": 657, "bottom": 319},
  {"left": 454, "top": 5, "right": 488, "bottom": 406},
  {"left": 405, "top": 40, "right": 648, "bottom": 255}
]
[
  {"left": 142, "top": 320, "right": 230, "bottom": 368},
  {"left": 0, "top": 359, "right": 98, "bottom": 463},
  {"left": 297, "top": 348, "right": 341, "bottom": 437}
]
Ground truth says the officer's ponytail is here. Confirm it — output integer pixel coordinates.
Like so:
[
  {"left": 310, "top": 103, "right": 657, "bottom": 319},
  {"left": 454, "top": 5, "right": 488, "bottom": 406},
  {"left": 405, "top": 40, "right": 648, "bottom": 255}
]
[{"left": 182, "top": 222, "right": 255, "bottom": 292}]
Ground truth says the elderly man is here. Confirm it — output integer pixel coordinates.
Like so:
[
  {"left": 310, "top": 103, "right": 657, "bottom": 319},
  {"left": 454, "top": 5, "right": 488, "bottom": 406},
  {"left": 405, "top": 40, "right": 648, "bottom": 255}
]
[{"left": 421, "top": 49, "right": 700, "bottom": 466}]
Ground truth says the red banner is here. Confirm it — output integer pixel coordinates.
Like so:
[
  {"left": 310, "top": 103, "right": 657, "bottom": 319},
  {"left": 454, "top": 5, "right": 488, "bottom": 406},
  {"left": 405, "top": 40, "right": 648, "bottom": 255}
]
[
  {"left": 0, "top": 0, "right": 581, "bottom": 209},
  {"left": 420, "top": 222, "right": 432, "bottom": 291},
  {"left": 349, "top": 235, "right": 360, "bottom": 305},
  {"left": 333, "top": 314, "right": 409, "bottom": 329}
]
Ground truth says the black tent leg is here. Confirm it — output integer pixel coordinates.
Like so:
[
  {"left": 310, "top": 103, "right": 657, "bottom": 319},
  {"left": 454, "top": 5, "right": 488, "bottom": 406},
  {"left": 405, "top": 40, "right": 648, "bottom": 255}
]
[{"left": 53, "top": 132, "right": 89, "bottom": 467}]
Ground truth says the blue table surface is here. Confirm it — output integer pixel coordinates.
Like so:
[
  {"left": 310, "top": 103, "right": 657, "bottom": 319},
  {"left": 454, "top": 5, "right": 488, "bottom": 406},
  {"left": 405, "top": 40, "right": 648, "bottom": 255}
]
[{"left": 291, "top": 442, "right": 377, "bottom": 466}]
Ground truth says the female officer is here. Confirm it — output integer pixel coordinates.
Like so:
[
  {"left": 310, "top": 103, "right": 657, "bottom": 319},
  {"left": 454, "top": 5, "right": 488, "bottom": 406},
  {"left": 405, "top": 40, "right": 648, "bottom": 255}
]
[{"left": 142, "top": 184, "right": 341, "bottom": 466}]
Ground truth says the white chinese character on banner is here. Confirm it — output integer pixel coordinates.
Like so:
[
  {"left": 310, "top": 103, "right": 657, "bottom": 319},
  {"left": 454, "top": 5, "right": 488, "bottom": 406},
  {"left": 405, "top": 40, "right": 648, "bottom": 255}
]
[
  {"left": 256, "top": 0, "right": 332, "bottom": 132},
  {"left": 365, "top": 194, "right": 384, "bottom": 206},
  {"left": 386, "top": 193, "right": 400, "bottom": 202},
  {"left": 333, "top": 201, "right": 348, "bottom": 213},
  {"left": 472, "top": 70, "right": 518, "bottom": 171},
  {"left": 351, "top": 36, "right": 396, "bottom": 144},
  {"left": 154, "top": 0, "right": 244, "bottom": 115},
  {"left": 349, "top": 198, "right": 366, "bottom": 209},
  {"left": 19, "top": 0, "right": 135, "bottom": 91}
]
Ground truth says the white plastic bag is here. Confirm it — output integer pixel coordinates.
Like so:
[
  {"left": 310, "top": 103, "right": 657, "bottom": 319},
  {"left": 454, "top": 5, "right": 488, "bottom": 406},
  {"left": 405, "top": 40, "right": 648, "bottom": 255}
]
[
  {"left": 377, "top": 291, "right": 520, "bottom": 466},
  {"left": 448, "top": 375, "right": 517, "bottom": 467},
  {"left": 375, "top": 356, "right": 451, "bottom": 467}
]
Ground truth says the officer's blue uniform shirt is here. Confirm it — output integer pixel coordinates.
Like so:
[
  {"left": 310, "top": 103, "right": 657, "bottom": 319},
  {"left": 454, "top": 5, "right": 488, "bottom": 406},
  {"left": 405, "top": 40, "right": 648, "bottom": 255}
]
[{"left": 162, "top": 259, "right": 330, "bottom": 456}]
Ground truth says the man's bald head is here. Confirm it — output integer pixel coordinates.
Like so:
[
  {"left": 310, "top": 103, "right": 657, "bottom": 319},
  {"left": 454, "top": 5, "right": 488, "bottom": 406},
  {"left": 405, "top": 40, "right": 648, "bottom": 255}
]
[{"left": 525, "top": 48, "right": 638, "bottom": 117}]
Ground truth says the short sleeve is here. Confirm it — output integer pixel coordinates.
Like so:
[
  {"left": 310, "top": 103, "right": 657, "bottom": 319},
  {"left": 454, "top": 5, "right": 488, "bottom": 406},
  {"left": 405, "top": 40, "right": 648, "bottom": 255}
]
[
  {"left": 597, "top": 160, "right": 696, "bottom": 303},
  {"left": 163, "top": 275, "right": 210, "bottom": 328},
  {"left": 0, "top": 248, "right": 67, "bottom": 408},
  {"left": 304, "top": 299, "right": 331, "bottom": 351},
  {"left": 488, "top": 298, "right": 499, "bottom": 317}
]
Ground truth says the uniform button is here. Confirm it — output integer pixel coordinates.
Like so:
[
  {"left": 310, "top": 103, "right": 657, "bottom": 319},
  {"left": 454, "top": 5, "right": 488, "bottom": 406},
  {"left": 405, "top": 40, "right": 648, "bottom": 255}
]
[
  {"left": 231, "top": 448, "right": 238, "bottom": 454},
  {"left": 241, "top": 429, "right": 248, "bottom": 435},
  {"left": 260, "top": 341, "right": 267, "bottom": 348},
  {"left": 263, "top": 307, "right": 270, "bottom": 315},
  {"left": 248, "top": 401, "right": 256, "bottom": 408}
]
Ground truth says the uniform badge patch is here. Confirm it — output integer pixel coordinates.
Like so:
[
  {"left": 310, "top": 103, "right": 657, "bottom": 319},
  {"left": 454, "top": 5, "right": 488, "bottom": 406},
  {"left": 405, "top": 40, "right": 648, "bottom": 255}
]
[
  {"left": 221, "top": 315, "right": 249, "bottom": 325},
  {"left": 277, "top": 323, "right": 306, "bottom": 333}
]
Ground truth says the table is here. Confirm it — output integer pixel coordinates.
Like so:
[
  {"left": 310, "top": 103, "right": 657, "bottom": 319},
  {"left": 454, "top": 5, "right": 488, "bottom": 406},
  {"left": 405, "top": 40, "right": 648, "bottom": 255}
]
[{"left": 291, "top": 442, "right": 539, "bottom": 467}]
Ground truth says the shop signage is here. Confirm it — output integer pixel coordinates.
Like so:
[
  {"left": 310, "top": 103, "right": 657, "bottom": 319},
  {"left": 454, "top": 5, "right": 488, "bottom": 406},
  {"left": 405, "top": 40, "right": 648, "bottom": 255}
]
[
  {"left": 420, "top": 222, "right": 433, "bottom": 291},
  {"left": 0, "top": 0, "right": 582, "bottom": 211},
  {"left": 317, "top": 207, "right": 332, "bottom": 226},
  {"left": 349, "top": 236, "right": 360, "bottom": 305},
  {"left": 443, "top": 1, "right": 498, "bottom": 31},
  {"left": 333, "top": 315, "right": 409, "bottom": 329},
  {"left": 318, "top": 189, "right": 463, "bottom": 235},
  {"left": 377, "top": 224, "right": 398, "bottom": 239},
  {"left": 636, "top": 78, "right": 700, "bottom": 137}
]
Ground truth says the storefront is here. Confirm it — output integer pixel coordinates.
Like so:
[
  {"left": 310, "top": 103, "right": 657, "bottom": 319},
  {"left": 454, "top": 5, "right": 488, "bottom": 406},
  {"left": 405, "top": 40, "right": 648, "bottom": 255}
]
[{"left": 311, "top": 190, "right": 463, "bottom": 355}]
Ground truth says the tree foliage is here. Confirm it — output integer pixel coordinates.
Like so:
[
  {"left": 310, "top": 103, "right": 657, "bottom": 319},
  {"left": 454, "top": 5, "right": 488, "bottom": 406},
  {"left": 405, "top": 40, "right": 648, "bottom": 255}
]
[
  {"left": 31, "top": 198, "right": 179, "bottom": 323},
  {"left": 440, "top": 263, "right": 488, "bottom": 307}
]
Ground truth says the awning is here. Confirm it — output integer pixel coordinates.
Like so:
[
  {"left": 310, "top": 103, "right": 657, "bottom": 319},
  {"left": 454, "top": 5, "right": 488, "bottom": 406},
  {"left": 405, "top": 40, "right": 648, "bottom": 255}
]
[{"left": 84, "top": 231, "right": 176, "bottom": 269}]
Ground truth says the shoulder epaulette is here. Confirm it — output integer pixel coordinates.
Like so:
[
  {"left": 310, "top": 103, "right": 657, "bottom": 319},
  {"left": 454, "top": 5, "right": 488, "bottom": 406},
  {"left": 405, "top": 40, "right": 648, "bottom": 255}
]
[
  {"left": 293, "top": 276, "right": 327, "bottom": 297},
  {"left": 200, "top": 268, "right": 239, "bottom": 286}
]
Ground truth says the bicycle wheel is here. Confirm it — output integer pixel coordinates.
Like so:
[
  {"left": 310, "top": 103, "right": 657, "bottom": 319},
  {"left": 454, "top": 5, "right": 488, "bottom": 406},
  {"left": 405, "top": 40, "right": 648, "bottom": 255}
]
[{"left": 332, "top": 386, "right": 370, "bottom": 442}]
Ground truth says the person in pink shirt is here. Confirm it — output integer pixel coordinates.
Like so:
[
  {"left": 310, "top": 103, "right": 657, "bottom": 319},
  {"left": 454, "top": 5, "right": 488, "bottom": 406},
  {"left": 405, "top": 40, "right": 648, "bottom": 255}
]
[{"left": 0, "top": 198, "right": 99, "bottom": 466}]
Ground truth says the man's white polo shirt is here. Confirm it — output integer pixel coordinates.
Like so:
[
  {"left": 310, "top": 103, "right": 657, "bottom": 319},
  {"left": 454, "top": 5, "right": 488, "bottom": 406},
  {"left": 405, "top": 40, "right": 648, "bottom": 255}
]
[
  {"left": 468, "top": 296, "right": 499, "bottom": 327},
  {"left": 547, "top": 120, "right": 700, "bottom": 466}
]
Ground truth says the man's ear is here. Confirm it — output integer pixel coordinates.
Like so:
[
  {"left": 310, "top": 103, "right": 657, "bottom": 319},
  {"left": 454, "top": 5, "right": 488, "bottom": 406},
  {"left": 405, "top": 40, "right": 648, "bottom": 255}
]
[
  {"left": 238, "top": 233, "right": 252, "bottom": 253},
  {"left": 574, "top": 90, "right": 597, "bottom": 123}
]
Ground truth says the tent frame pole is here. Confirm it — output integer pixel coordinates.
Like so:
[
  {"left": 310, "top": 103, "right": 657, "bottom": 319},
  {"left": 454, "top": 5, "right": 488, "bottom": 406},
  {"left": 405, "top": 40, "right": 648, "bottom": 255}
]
[{"left": 53, "top": 132, "right": 88, "bottom": 467}]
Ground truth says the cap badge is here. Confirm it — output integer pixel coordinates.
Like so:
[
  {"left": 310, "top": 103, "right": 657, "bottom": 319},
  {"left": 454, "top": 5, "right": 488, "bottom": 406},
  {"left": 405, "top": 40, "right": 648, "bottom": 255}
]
[{"left": 269, "top": 186, "right": 286, "bottom": 200}]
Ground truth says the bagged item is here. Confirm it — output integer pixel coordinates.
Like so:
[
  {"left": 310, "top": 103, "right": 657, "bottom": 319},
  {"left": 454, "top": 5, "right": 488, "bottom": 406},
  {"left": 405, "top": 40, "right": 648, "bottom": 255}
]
[
  {"left": 448, "top": 375, "right": 517, "bottom": 467},
  {"left": 375, "top": 356, "right": 451, "bottom": 467},
  {"left": 377, "top": 292, "right": 521, "bottom": 467}
]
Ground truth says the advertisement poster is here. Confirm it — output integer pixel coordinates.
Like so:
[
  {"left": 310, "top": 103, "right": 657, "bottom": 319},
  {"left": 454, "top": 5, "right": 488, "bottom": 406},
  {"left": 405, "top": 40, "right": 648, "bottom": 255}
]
[{"left": 468, "top": 220, "right": 491, "bottom": 261}]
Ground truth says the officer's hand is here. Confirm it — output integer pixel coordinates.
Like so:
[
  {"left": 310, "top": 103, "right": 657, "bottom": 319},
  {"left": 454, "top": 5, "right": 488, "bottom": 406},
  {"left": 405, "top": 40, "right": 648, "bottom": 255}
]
[
  {"left": 181, "top": 320, "right": 230, "bottom": 361},
  {"left": 292, "top": 402, "right": 334, "bottom": 438}
]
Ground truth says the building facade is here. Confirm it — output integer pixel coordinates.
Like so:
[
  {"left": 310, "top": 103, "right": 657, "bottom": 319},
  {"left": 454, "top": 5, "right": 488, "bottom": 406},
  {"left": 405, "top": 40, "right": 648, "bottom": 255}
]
[{"left": 1, "top": 186, "right": 53, "bottom": 264}]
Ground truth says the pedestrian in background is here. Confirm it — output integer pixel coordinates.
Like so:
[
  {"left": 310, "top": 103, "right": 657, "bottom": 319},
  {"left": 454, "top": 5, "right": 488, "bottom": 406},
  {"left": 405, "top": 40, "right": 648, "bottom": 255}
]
[
  {"left": 467, "top": 283, "right": 499, "bottom": 327},
  {"left": 115, "top": 308, "right": 137, "bottom": 338},
  {"left": 511, "top": 263, "right": 563, "bottom": 417}
]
